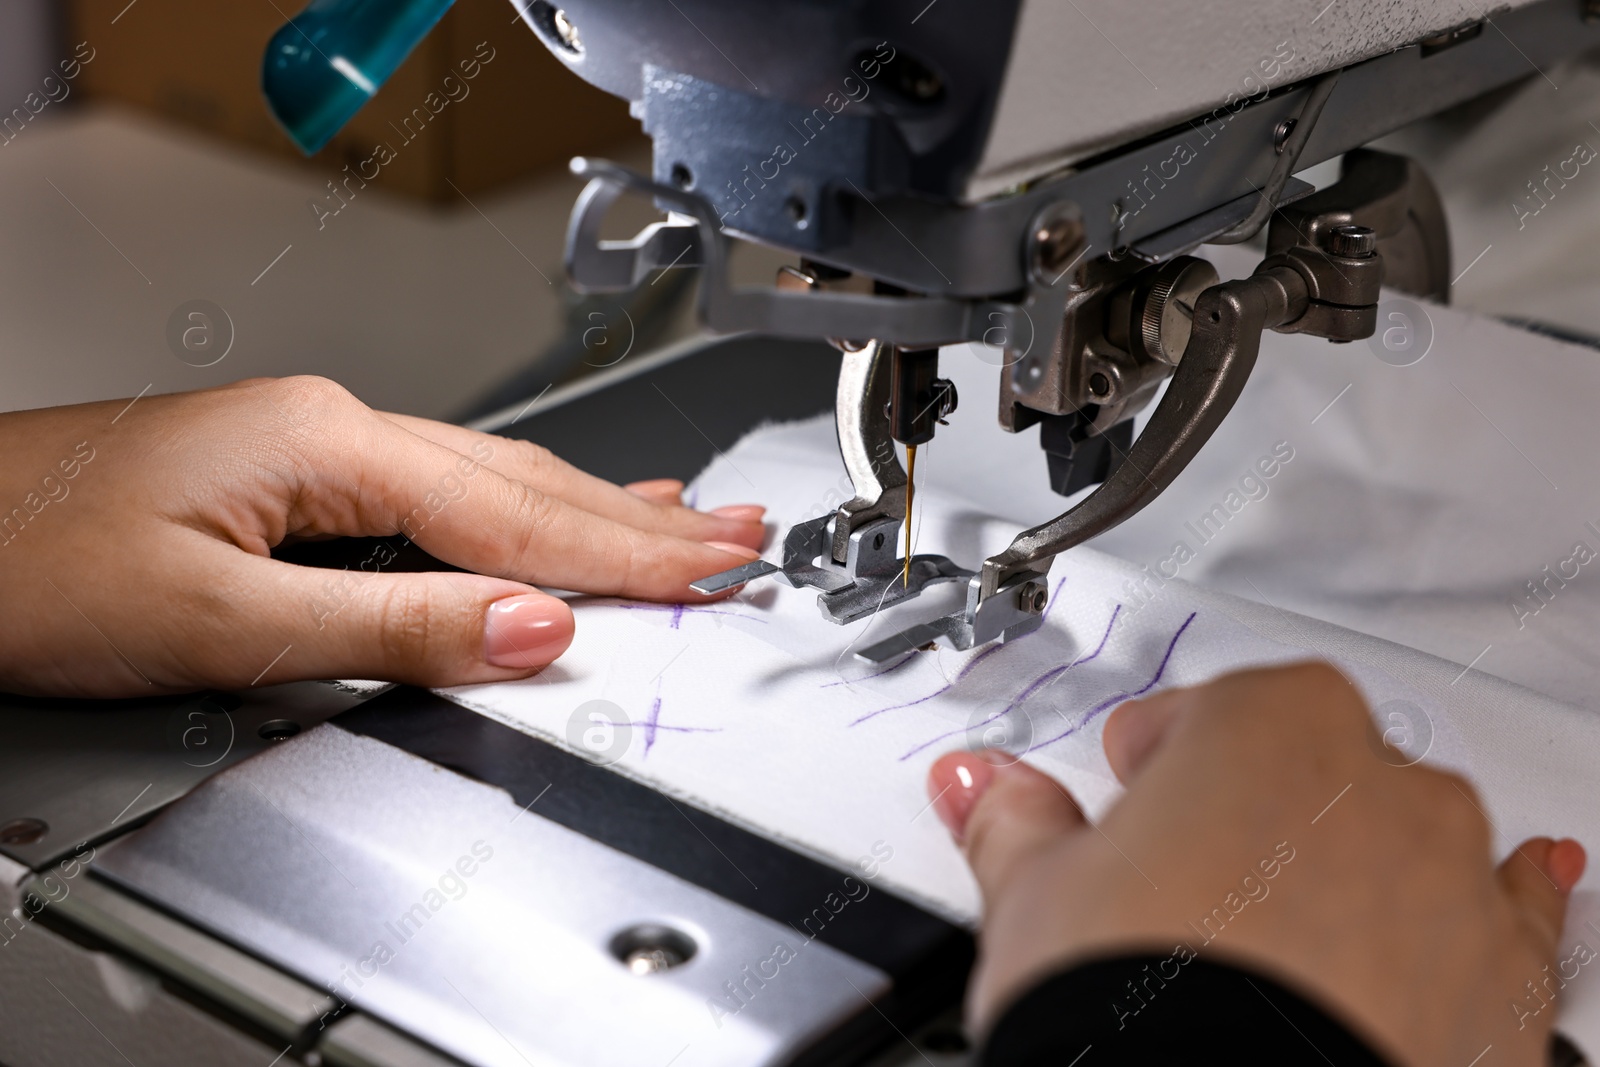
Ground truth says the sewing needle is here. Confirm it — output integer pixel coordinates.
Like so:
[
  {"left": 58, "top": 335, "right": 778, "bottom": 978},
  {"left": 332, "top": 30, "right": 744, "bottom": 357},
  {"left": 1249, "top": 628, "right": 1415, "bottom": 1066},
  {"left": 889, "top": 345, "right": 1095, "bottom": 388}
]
[{"left": 902, "top": 443, "right": 916, "bottom": 588}]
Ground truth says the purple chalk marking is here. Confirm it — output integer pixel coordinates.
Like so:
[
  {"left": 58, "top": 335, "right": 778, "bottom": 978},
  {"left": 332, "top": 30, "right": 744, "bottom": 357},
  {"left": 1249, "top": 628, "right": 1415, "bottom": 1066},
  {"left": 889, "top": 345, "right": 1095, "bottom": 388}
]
[
  {"left": 897, "top": 602, "right": 1122, "bottom": 761},
  {"left": 643, "top": 691, "right": 664, "bottom": 756},
  {"left": 848, "top": 577, "right": 1068, "bottom": 727},
  {"left": 640, "top": 679, "right": 722, "bottom": 759},
  {"left": 849, "top": 643, "right": 1003, "bottom": 726},
  {"left": 612, "top": 604, "right": 766, "bottom": 626},
  {"left": 1025, "top": 611, "right": 1197, "bottom": 754}
]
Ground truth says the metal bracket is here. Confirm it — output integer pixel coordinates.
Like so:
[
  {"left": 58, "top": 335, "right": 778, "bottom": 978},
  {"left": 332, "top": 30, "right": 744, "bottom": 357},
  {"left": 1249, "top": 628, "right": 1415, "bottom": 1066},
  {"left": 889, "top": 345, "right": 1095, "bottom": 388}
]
[
  {"left": 855, "top": 571, "right": 1047, "bottom": 664},
  {"left": 690, "top": 344, "right": 975, "bottom": 627},
  {"left": 564, "top": 157, "right": 1073, "bottom": 352}
]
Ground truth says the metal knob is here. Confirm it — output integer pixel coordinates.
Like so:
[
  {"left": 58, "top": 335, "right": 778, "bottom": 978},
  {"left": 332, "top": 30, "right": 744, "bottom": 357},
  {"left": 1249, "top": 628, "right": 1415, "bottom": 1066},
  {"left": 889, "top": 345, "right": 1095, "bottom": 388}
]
[
  {"left": 1325, "top": 224, "right": 1378, "bottom": 258},
  {"left": 1136, "top": 256, "right": 1220, "bottom": 366}
]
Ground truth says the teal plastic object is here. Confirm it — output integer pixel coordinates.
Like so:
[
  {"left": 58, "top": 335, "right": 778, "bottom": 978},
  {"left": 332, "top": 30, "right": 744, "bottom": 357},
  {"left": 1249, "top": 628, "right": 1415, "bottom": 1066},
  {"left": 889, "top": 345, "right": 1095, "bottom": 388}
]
[{"left": 262, "top": 0, "right": 456, "bottom": 155}]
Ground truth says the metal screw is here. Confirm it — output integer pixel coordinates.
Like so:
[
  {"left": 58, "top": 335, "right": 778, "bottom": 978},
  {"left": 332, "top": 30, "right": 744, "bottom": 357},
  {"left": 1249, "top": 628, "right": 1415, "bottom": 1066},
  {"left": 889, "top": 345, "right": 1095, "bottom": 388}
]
[
  {"left": 610, "top": 924, "right": 696, "bottom": 974},
  {"left": 624, "top": 947, "right": 686, "bottom": 975},
  {"left": 1273, "top": 118, "right": 1297, "bottom": 154},
  {"left": 1030, "top": 208, "right": 1085, "bottom": 281},
  {"left": 1017, "top": 581, "right": 1047, "bottom": 615},
  {"left": 258, "top": 719, "right": 301, "bottom": 742},
  {"left": 0, "top": 818, "right": 48, "bottom": 847},
  {"left": 1325, "top": 224, "right": 1377, "bottom": 258},
  {"left": 551, "top": 8, "right": 582, "bottom": 52}
]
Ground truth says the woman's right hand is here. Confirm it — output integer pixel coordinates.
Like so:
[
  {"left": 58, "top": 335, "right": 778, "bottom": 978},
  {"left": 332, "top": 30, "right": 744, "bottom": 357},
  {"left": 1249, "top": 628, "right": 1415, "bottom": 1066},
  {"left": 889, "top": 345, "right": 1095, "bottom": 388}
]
[{"left": 929, "top": 662, "right": 1587, "bottom": 1067}]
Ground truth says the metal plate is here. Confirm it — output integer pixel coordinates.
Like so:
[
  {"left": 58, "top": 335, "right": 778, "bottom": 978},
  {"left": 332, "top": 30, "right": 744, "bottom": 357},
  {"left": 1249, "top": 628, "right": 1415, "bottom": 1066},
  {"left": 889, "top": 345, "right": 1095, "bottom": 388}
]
[{"left": 94, "top": 722, "right": 898, "bottom": 1067}]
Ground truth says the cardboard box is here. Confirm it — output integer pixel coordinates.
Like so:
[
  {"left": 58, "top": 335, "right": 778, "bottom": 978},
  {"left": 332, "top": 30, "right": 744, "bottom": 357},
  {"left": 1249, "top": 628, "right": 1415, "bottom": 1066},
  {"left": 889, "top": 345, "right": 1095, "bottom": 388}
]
[{"left": 66, "top": 0, "right": 643, "bottom": 200}]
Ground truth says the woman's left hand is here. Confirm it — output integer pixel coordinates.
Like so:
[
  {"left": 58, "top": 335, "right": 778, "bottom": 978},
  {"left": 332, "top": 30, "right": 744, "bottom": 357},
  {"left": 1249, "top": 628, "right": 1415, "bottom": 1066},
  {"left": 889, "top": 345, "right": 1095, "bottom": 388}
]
[{"left": 0, "top": 377, "right": 765, "bottom": 697}]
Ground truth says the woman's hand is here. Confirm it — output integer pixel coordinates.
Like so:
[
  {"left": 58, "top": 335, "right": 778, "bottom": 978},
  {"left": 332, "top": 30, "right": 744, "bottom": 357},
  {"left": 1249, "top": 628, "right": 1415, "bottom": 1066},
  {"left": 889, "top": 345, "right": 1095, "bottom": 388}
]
[
  {"left": 0, "top": 377, "right": 765, "bottom": 697},
  {"left": 929, "top": 662, "right": 1586, "bottom": 1067}
]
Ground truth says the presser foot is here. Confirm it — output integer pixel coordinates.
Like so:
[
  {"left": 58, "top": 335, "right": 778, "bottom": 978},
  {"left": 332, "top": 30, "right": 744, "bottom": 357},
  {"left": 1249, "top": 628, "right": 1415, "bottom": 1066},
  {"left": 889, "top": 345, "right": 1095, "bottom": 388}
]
[
  {"left": 816, "top": 553, "right": 972, "bottom": 626},
  {"left": 852, "top": 571, "right": 1049, "bottom": 664},
  {"left": 692, "top": 514, "right": 970, "bottom": 618},
  {"left": 690, "top": 513, "right": 1052, "bottom": 663}
]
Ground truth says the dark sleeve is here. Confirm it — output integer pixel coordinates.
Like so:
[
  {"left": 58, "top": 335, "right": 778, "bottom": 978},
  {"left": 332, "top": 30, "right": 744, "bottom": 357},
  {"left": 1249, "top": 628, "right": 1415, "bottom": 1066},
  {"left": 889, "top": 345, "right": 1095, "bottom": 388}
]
[{"left": 981, "top": 954, "right": 1393, "bottom": 1067}]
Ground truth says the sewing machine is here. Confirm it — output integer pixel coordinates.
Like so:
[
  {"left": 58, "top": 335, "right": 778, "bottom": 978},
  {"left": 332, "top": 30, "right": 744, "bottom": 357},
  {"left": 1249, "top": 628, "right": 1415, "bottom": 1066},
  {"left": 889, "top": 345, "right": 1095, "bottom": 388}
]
[
  {"left": 451, "top": 0, "right": 1594, "bottom": 662},
  {"left": 6, "top": 2, "right": 1600, "bottom": 1066}
]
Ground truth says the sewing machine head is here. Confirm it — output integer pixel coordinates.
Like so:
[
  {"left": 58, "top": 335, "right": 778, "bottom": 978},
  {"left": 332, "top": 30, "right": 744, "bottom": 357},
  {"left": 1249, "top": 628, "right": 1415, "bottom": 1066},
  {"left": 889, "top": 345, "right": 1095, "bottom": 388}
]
[{"left": 262, "top": 0, "right": 1597, "bottom": 661}]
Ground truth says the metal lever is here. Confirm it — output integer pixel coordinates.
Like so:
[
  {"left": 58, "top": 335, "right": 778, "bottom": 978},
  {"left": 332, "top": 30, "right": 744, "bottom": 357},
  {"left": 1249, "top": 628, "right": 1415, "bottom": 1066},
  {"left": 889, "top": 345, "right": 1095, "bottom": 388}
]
[{"left": 976, "top": 266, "right": 1312, "bottom": 602}]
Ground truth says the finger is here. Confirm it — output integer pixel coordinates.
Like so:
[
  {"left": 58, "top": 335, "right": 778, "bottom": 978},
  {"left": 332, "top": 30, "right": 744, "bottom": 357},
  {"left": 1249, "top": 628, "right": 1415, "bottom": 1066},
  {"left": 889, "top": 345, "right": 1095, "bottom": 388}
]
[
  {"left": 1497, "top": 837, "right": 1584, "bottom": 958},
  {"left": 929, "top": 752, "right": 1086, "bottom": 901},
  {"left": 340, "top": 417, "right": 763, "bottom": 601},
  {"left": 205, "top": 549, "right": 576, "bottom": 688},
  {"left": 1103, "top": 690, "right": 1187, "bottom": 782},
  {"left": 625, "top": 479, "right": 685, "bottom": 505},
  {"left": 377, "top": 413, "right": 765, "bottom": 549}
]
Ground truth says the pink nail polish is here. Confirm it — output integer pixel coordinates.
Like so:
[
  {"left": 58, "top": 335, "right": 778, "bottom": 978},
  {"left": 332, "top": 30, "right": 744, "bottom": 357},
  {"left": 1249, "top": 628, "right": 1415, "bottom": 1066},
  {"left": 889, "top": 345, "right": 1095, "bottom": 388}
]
[
  {"left": 484, "top": 595, "right": 573, "bottom": 668},
  {"left": 710, "top": 504, "right": 766, "bottom": 522},
  {"left": 703, "top": 540, "right": 761, "bottom": 560},
  {"left": 928, "top": 753, "right": 999, "bottom": 842}
]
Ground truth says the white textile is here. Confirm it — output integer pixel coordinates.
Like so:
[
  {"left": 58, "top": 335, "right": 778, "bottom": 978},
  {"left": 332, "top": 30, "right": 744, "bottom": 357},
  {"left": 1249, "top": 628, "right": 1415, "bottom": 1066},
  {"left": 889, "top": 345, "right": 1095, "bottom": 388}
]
[{"left": 442, "top": 282, "right": 1600, "bottom": 1048}]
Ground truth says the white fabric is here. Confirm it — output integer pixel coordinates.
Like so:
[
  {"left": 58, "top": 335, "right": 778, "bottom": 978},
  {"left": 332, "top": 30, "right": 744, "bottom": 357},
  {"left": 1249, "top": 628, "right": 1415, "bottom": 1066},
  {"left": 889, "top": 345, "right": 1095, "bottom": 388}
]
[{"left": 442, "top": 251, "right": 1600, "bottom": 1050}]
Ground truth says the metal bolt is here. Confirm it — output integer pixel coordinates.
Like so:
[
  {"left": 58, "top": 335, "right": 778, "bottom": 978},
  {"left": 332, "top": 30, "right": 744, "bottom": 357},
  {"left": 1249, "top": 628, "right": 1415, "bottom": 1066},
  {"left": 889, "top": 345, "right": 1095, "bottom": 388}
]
[
  {"left": 1273, "top": 118, "right": 1297, "bottom": 155},
  {"left": 1325, "top": 224, "right": 1378, "bottom": 258},
  {"left": 0, "top": 818, "right": 48, "bottom": 847},
  {"left": 611, "top": 924, "right": 696, "bottom": 974},
  {"left": 624, "top": 946, "right": 686, "bottom": 975},
  {"left": 551, "top": 8, "right": 582, "bottom": 52},
  {"left": 1017, "top": 581, "right": 1047, "bottom": 615},
  {"left": 257, "top": 719, "right": 301, "bottom": 742},
  {"left": 1030, "top": 208, "right": 1085, "bottom": 281},
  {"left": 931, "top": 378, "right": 958, "bottom": 422}
]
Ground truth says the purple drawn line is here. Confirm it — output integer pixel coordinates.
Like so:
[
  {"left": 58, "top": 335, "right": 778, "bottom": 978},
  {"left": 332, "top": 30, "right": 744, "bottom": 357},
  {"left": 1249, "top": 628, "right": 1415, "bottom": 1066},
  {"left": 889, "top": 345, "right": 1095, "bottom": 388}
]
[
  {"left": 1025, "top": 611, "right": 1197, "bottom": 754},
  {"left": 849, "top": 643, "right": 1003, "bottom": 726},
  {"left": 612, "top": 604, "right": 767, "bottom": 626},
  {"left": 643, "top": 692, "right": 664, "bottom": 756},
  {"left": 640, "top": 681, "right": 722, "bottom": 759},
  {"left": 898, "top": 603, "right": 1122, "bottom": 761},
  {"left": 848, "top": 577, "right": 1067, "bottom": 727}
]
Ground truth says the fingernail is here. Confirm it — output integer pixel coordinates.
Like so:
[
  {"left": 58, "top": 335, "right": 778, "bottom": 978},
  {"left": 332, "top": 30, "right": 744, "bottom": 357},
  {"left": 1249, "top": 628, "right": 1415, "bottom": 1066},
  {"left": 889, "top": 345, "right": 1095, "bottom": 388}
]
[
  {"left": 484, "top": 594, "right": 574, "bottom": 669},
  {"left": 1548, "top": 838, "right": 1588, "bottom": 893},
  {"left": 710, "top": 504, "right": 766, "bottom": 522},
  {"left": 703, "top": 540, "right": 761, "bottom": 560},
  {"left": 928, "top": 752, "right": 1003, "bottom": 842}
]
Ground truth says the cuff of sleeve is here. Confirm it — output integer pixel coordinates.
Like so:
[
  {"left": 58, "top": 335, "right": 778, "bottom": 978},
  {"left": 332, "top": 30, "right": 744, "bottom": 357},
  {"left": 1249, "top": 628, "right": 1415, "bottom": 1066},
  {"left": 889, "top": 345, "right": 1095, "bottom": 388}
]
[{"left": 980, "top": 953, "right": 1394, "bottom": 1067}]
